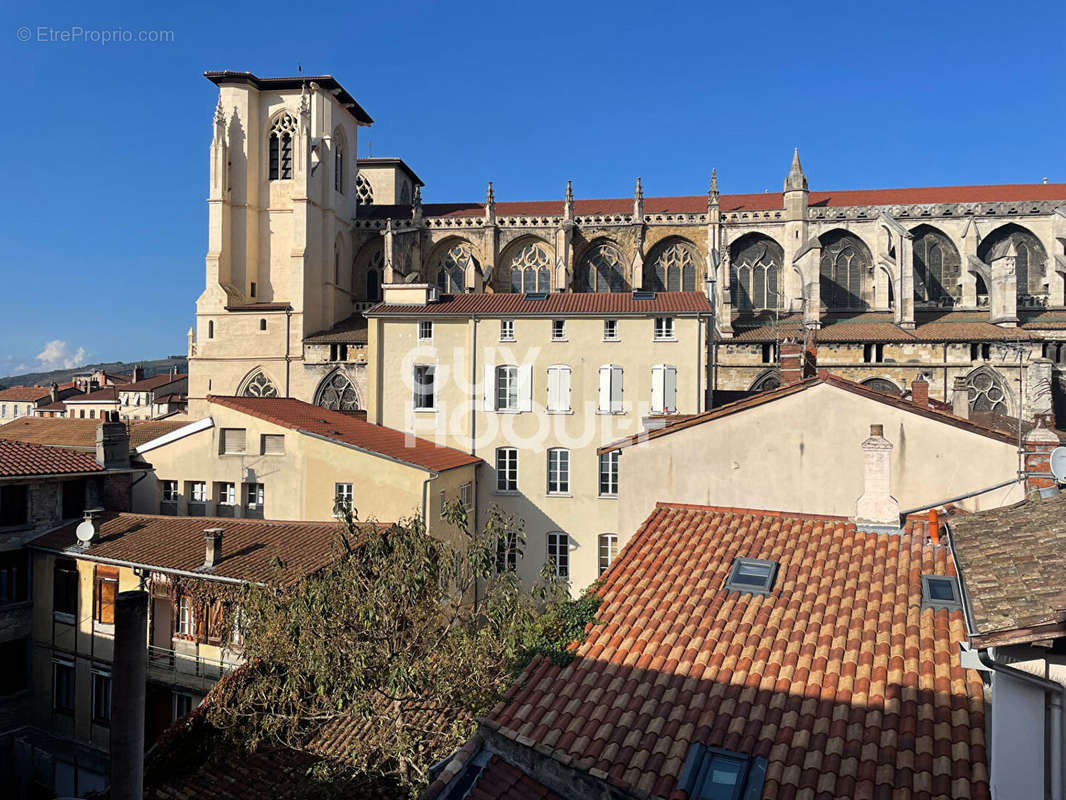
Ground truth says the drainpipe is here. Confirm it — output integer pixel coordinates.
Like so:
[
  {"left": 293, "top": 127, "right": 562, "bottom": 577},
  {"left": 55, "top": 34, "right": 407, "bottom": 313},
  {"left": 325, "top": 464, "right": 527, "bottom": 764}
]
[
  {"left": 421, "top": 471, "right": 439, "bottom": 531},
  {"left": 977, "top": 648, "right": 1064, "bottom": 800},
  {"left": 285, "top": 308, "right": 292, "bottom": 397}
]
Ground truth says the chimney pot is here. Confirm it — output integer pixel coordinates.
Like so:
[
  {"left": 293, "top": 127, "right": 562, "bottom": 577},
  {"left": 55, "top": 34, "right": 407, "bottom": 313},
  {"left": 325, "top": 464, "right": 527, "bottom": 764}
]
[
  {"left": 951, "top": 376, "right": 969, "bottom": 419},
  {"left": 855, "top": 424, "right": 900, "bottom": 531},
  {"left": 204, "top": 528, "right": 224, "bottom": 568},
  {"left": 96, "top": 415, "right": 130, "bottom": 469}
]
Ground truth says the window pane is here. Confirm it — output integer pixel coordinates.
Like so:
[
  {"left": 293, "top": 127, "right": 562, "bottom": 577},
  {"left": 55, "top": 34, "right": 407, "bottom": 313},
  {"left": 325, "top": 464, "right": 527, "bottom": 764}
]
[
  {"left": 928, "top": 578, "right": 955, "bottom": 601},
  {"left": 732, "top": 562, "right": 772, "bottom": 586}
]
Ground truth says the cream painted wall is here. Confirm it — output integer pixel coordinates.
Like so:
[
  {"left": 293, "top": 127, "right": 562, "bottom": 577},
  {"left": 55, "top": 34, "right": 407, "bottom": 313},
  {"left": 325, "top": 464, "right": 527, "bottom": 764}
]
[
  {"left": 615, "top": 382, "right": 1024, "bottom": 538},
  {"left": 369, "top": 311, "right": 707, "bottom": 592},
  {"left": 131, "top": 404, "right": 476, "bottom": 541}
]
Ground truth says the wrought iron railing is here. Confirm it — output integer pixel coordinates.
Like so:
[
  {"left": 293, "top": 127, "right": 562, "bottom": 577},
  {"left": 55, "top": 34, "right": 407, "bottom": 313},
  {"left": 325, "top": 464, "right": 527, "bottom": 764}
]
[{"left": 146, "top": 644, "right": 238, "bottom": 692}]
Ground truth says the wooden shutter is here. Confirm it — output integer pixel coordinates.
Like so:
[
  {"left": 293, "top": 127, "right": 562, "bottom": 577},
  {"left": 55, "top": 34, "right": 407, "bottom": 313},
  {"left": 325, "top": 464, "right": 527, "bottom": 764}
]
[
  {"left": 518, "top": 365, "right": 533, "bottom": 412},
  {"left": 610, "top": 366, "right": 624, "bottom": 412},
  {"left": 261, "top": 434, "right": 284, "bottom": 455},
  {"left": 598, "top": 366, "right": 612, "bottom": 413},
  {"left": 546, "top": 367, "right": 560, "bottom": 411},
  {"left": 220, "top": 428, "right": 246, "bottom": 454},
  {"left": 94, "top": 565, "right": 118, "bottom": 625},
  {"left": 664, "top": 365, "right": 677, "bottom": 413},
  {"left": 483, "top": 364, "right": 495, "bottom": 411},
  {"left": 651, "top": 365, "right": 665, "bottom": 413}
]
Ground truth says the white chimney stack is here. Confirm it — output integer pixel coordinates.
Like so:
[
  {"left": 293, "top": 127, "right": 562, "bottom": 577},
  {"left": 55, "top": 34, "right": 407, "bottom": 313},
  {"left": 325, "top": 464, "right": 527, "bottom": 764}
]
[
  {"left": 203, "top": 528, "right": 223, "bottom": 568},
  {"left": 854, "top": 424, "right": 900, "bottom": 531}
]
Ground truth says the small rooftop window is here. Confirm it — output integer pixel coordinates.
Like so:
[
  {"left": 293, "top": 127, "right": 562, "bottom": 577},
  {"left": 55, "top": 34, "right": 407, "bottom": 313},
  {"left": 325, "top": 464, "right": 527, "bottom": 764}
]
[
  {"left": 632, "top": 290, "right": 657, "bottom": 301},
  {"left": 524, "top": 292, "right": 549, "bottom": 301},
  {"left": 921, "top": 575, "right": 961, "bottom": 611},
  {"left": 724, "top": 557, "right": 778, "bottom": 596},
  {"left": 678, "top": 743, "right": 767, "bottom": 800}
]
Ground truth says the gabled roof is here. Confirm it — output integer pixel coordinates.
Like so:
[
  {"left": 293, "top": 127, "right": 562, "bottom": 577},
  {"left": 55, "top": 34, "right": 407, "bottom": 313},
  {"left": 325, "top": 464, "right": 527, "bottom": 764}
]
[
  {"left": 0, "top": 386, "right": 51, "bottom": 402},
  {"left": 475, "top": 503, "right": 986, "bottom": 800},
  {"left": 949, "top": 491, "right": 1066, "bottom": 647},
  {"left": 122, "top": 373, "right": 187, "bottom": 392},
  {"left": 207, "top": 396, "right": 480, "bottom": 473},
  {"left": 65, "top": 386, "right": 119, "bottom": 403},
  {"left": 0, "top": 417, "right": 186, "bottom": 450},
  {"left": 31, "top": 512, "right": 346, "bottom": 585},
  {"left": 0, "top": 439, "right": 105, "bottom": 477},
  {"left": 367, "top": 291, "right": 711, "bottom": 317},
  {"left": 600, "top": 372, "right": 1017, "bottom": 454}
]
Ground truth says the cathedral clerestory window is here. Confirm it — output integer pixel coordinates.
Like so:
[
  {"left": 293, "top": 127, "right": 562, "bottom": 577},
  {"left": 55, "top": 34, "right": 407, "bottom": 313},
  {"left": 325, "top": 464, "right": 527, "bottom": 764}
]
[
  {"left": 508, "top": 242, "right": 553, "bottom": 293},
  {"left": 435, "top": 243, "right": 477, "bottom": 294},
  {"left": 268, "top": 113, "right": 297, "bottom": 181},
  {"left": 315, "top": 372, "right": 360, "bottom": 412},
  {"left": 646, "top": 241, "right": 699, "bottom": 292},
  {"left": 355, "top": 174, "right": 374, "bottom": 205},
  {"left": 580, "top": 243, "right": 627, "bottom": 293},
  {"left": 730, "top": 236, "right": 783, "bottom": 311},
  {"left": 242, "top": 372, "right": 279, "bottom": 398}
]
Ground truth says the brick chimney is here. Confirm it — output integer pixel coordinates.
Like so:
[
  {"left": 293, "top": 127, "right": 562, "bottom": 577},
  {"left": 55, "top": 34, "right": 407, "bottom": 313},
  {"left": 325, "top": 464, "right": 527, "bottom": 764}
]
[
  {"left": 910, "top": 377, "right": 929, "bottom": 408},
  {"left": 96, "top": 411, "right": 130, "bottom": 469},
  {"left": 855, "top": 424, "right": 900, "bottom": 531},
  {"left": 1023, "top": 423, "right": 1060, "bottom": 497},
  {"left": 50, "top": 382, "right": 58, "bottom": 404},
  {"left": 779, "top": 340, "right": 805, "bottom": 386},
  {"left": 131, "top": 365, "right": 144, "bottom": 383},
  {"left": 951, "top": 376, "right": 969, "bottom": 418},
  {"left": 203, "top": 528, "right": 224, "bottom": 568}
]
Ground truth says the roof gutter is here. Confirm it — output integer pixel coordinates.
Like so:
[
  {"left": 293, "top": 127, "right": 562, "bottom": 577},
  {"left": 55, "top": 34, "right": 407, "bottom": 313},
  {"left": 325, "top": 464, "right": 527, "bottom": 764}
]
[
  {"left": 0, "top": 466, "right": 147, "bottom": 483},
  {"left": 298, "top": 429, "right": 464, "bottom": 473},
  {"left": 27, "top": 544, "right": 263, "bottom": 587}
]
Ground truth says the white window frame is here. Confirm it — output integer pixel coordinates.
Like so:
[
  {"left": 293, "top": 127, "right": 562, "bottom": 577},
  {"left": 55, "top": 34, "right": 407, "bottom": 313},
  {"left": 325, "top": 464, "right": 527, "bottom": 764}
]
[
  {"left": 495, "top": 365, "right": 519, "bottom": 411},
  {"left": 217, "top": 482, "right": 236, "bottom": 506},
  {"left": 598, "top": 364, "right": 624, "bottom": 414},
  {"left": 598, "top": 533, "right": 619, "bottom": 576},
  {"left": 495, "top": 447, "right": 518, "bottom": 493},
  {"left": 177, "top": 596, "right": 193, "bottom": 636},
  {"left": 603, "top": 319, "right": 620, "bottom": 341},
  {"left": 654, "top": 316, "right": 676, "bottom": 341},
  {"left": 244, "top": 483, "right": 264, "bottom": 508},
  {"left": 160, "top": 480, "right": 179, "bottom": 503},
  {"left": 546, "top": 448, "right": 571, "bottom": 495},
  {"left": 499, "top": 319, "right": 515, "bottom": 342},
  {"left": 551, "top": 319, "right": 566, "bottom": 341},
  {"left": 219, "top": 428, "right": 247, "bottom": 455},
  {"left": 413, "top": 364, "right": 436, "bottom": 411},
  {"left": 333, "top": 483, "right": 354, "bottom": 516},
  {"left": 459, "top": 482, "right": 472, "bottom": 509},
  {"left": 546, "top": 365, "right": 572, "bottom": 413},
  {"left": 547, "top": 532, "right": 570, "bottom": 580},
  {"left": 418, "top": 320, "right": 433, "bottom": 341},
  {"left": 189, "top": 481, "right": 207, "bottom": 503},
  {"left": 599, "top": 450, "right": 619, "bottom": 497},
  {"left": 651, "top": 364, "right": 678, "bottom": 414}
]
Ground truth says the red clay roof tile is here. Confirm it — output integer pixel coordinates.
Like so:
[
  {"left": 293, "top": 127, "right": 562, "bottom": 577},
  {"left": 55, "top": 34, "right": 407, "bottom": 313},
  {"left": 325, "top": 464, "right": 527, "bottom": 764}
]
[
  {"left": 367, "top": 291, "right": 711, "bottom": 317},
  {"left": 0, "top": 439, "right": 105, "bottom": 477}
]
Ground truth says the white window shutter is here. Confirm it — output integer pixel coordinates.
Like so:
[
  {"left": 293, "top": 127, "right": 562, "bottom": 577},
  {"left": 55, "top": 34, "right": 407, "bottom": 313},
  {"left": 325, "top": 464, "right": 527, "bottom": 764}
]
[
  {"left": 483, "top": 364, "right": 495, "bottom": 411},
  {"left": 610, "top": 365, "right": 623, "bottom": 412},
  {"left": 547, "top": 367, "right": 561, "bottom": 412},
  {"left": 560, "top": 367, "right": 571, "bottom": 412},
  {"left": 651, "top": 365, "right": 665, "bottom": 413},
  {"left": 518, "top": 364, "right": 533, "bottom": 412},
  {"left": 664, "top": 365, "right": 677, "bottom": 413},
  {"left": 598, "top": 366, "right": 611, "bottom": 413}
]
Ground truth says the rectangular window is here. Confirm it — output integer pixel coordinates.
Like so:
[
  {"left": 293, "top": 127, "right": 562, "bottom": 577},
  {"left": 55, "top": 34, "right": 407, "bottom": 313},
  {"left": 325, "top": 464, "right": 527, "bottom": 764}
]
[
  {"left": 0, "top": 550, "right": 27, "bottom": 604},
  {"left": 551, "top": 320, "right": 566, "bottom": 341},
  {"left": 598, "top": 534, "right": 619, "bottom": 576},
  {"left": 546, "top": 365, "right": 571, "bottom": 413},
  {"left": 459, "top": 482, "right": 472, "bottom": 509},
  {"left": 53, "top": 659, "right": 75, "bottom": 714},
  {"left": 188, "top": 481, "right": 207, "bottom": 505},
  {"left": 53, "top": 557, "right": 78, "bottom": 618},
  {"left": 172, "top": 691, "right": 193, "bottom": 721},
  {"left": 547, "top": 449, "right": 570, "bottom": 495},
  {"left": 500, "top": 319, "right": 515, "bottom": 341},
  {"left": 761, "top": 343, "right": 777, "bottom": 364},
  {"left": 244, "top": 483, "right": 264, "bottom": 518},
  {"left": 495, "top": 531, "right": 517, "bottom": 573},
  {"left": 329, "top": 343, "right": 349, "bottom": 362},
  {"left": 413, "top": 365, "right": 436, "bottom": 410},
  {"left": 863, "top": 343, "right": 885, "bottom": 363},
  {"left": 92, "top": 669, "right": 112, "bottom": 724},
  {"left": 216, "top": 482, "right": 236, "bottom": 506},
  {"left": 0, "top": 484, "right": 29, "bottom": 527},
  {"left": 93, "top": 566, "right": 118, "bottom": 625},
  {"left": 724, "top": 557, "right": 778, "bottom": 595},
  {"left": 260, "top": 434, "right": 285, "bottom": 455},
  {"left": 496, "top": 448, "right": 518, "bottom": 492},
  {"left": 651, "top": 364, "right": 678, "bottom": 414},
  {"left": 161, "top": 480, "right": 179, "bottom": 503},
  {"left": 334, "top": 483, "right": 354, "bottom": 516},
  {"left": 921, "top": 575, "right": 962, "bottom": 610},
  {"left": 599, "top": 450, "right": 620, "bottom": 496},
  {"left": 495, "top": 365, "right": 519, "bottom": 411},
  {"left": 654, "top": 317, "right": 675, "bottom": 340},
  {"left": 598, "top": 365, "right": 624, "bottom": 413},
  {"left": 603, "top": 319, "right": 619, "bottom": 341},
  {"left": 219, "top": 428, "right": 246, "bottom": 454},
  {"left": 547, "top": 533, "right": 570, "bottom": 580},
  {"left": 177, "top": 596, "right": 193, "bottom": 637},
  {"left": 418, "top": 320, "right": 433, "bottom": 341}
]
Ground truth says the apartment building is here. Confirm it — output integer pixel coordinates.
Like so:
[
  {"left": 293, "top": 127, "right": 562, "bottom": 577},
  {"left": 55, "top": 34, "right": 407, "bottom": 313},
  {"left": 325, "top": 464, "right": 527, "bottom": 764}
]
[
  {"left": 365, "top": 286, "right": 711, "bottom": 589},
  {"left": 131, "top": 396, "right": 480, "bottom": 541}
]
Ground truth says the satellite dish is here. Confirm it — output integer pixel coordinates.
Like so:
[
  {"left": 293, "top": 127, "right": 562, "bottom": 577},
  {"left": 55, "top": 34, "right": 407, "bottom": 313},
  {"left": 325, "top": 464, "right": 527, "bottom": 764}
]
[
  {"left": 76, "top": 520, "right": 95, "bottom": 544},
  {"left": 1050, "top": 447, "right": 1066, "bottom": 484}
]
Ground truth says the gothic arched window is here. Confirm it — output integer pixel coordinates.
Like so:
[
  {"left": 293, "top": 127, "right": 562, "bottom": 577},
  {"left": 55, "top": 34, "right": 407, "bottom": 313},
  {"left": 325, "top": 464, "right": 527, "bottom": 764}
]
[
  {"left": 645, "top": 240, "right": 699, "bottom": 292},
  {"left": 242, "top": 371, "right": 278, "bottom": 398},
  {"left": 819, "top": 230, "right": 871, "bottom": 310},
  {"left": 730, "top": 235, "right": 784, "bottom": 311},
  {"left": 315, "top": 372, "right": 360, "bottom": 412},
  {"left": 268, "top": 113, "right": 297, "bottom": 181},
  {"left": 434, "top": 242, "right": 477, "bottom": 294},
  {"left": 579, "top": 243, "right": 627, "bottom": 293},
  {"left": 862, "top": 377, "right": 901, "bottom": 396},
  {"left": 749, "top": 369, "right": 781, "bottom": 393},
  {"left": 966, "top": 367, "right": 1009, "bottom": 415},
  {"left": 507, "top": 242, "right": 553, "bottom": 293},
  {"left": 911, "top": 225, "right": 961, "bottom": 305},
  {"left": 977, "top": 224, "right": 1047, "bottom": 298},
  {"left": 355, "top": 173, "right": 374, "bottom": 205}
]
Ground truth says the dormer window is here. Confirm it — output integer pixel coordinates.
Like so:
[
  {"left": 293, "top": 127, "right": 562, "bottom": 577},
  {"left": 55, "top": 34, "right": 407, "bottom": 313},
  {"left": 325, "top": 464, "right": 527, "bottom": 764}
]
[
  {"left": 724, "top": 557, "right": 778, "bottom": 595},
  {"left": 268, "top": 113, "right": 297, "bottom": 181}
]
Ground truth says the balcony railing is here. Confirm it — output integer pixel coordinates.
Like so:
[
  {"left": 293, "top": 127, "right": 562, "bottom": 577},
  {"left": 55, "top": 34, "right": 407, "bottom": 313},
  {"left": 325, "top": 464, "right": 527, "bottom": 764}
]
[{"left": 146, "top": 644, "right": 239, "bottom": 693}]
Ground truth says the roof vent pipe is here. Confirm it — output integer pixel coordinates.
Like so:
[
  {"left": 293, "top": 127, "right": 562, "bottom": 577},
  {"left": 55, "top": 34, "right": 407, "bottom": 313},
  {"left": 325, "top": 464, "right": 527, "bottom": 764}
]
[{"left": 203, "top": 528, "right": 223, "bottom": 568}]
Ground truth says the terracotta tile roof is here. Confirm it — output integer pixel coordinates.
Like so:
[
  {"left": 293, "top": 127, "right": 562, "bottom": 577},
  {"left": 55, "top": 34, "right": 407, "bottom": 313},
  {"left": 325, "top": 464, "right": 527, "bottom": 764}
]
[
  {"left": 485, "top": 503, "right": 988, "bottom": 800},
  {"left": 601, "top": 372, "right": 1016, "bottom": 454},
  {"left": 731, "top": 311, "right": 1038, "bottom": 343},
  {"left": 368, "top": 291, "right": 711, "bottom": 317},
  {"left": 1020, "top": 310, "right": 1066, "bottom": 330},
  {"left": 464, "top": 756, "right": 561, "bottom": 800},
  {"left": 66, "top": 386, "right": 119, "bottom": 403},
  {"left": 122, "top": 373, "right": 187, "bottom": 392},
  {"left": 0, "top": 439, "right": 105, "bottom": 477},
  {"left": 207, "top": 396, "right": 480, "bottom": 472},
  {"left": 0, "top": 417, "right": 185, "bottom": 449},
  {"left": 304, "top": 313, "right": 369, "bottom": 344},
  {"left": 949, "top": 492, "right": 1066, "bottom": 647},
  {"left": 31, "top": 512, "right": 345, "bottom": 585},
  {"left": 0, "top": 386, "right": 51, "bottom": 402}
]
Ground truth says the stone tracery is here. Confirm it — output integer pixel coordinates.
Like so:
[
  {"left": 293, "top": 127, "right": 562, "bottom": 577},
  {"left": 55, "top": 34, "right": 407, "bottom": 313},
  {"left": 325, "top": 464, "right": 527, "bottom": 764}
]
[
  {"left": 507, "top": 241, "right": 553, "bottom": 293},
  {"left": 579, "top": 242, "right": 627, "bottom": 293},
  {"left": 434, "top": 242, "right": 477, "bottom": 293},
  {"left": 645, "top": 240, "right": 699, "bottom": 292}
]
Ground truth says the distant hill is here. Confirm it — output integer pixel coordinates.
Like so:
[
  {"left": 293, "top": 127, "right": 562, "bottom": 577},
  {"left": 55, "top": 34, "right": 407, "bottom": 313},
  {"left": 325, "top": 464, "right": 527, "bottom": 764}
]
[{"left": 0, "top": 357, "right": 188, "bottom": 390}]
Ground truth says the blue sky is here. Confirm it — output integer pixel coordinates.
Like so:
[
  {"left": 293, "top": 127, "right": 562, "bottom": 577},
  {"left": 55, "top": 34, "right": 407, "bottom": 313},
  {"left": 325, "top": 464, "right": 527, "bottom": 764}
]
[{"left": 1, "top": 0, "right": 1063, "bottom": 377}]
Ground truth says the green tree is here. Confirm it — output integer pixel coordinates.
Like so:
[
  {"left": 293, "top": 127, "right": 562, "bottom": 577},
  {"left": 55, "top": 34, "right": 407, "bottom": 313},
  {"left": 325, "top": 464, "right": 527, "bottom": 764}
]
[{"left": 205, "top": 501, "right": 599, "bottom": 796}]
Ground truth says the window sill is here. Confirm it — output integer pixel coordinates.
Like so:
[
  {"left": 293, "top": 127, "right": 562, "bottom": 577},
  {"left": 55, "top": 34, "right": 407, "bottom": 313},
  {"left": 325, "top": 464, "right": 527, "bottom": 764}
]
[
  {"left": 499, "top": 337, "right": 516, "bottom": 343},
  {"left": 219, "top": 452, "right": 247, "bottom": 457},
  {"left": 413, "top": 407, "right": 438, "bottom": 413},
  {"left": 93, "top": 622, "right": 115, "bottom": 637},
  {"left": 53, "top": 611, "right": 75, "bottom": 625},
  {"left": 551, "top": 338, "right": 568, "bottom": 343},
  {"left": 546, "top": 493, "right": 573, "bottom": 498},
  {"left": 603, "top": 338, "right": 621, "bottom": 343},
  {"left": 545, "top": 410, "right": 573, "bottom": 415},
  {"left": 493, "top": 490, "right": 519, "bottom": 496},
  {"left": 595, "top": 410, "right": 627, "bottom": 416},
  {"left": 653, "top": 337, "right": 678, "bottom": 343},
  {"left": 493, "top": 409, "right": 524, "bottom": 415},
  {"left": 597, "top": 494, "right": 619, "bottom": 500}
]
